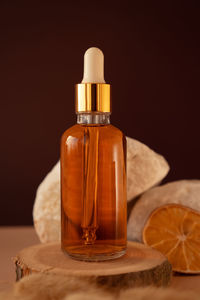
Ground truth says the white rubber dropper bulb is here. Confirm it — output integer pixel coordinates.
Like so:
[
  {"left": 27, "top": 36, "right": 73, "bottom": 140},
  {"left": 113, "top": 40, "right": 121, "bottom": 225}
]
[{"left": 82, "top": 47, "right": 106, "bottom": 83}]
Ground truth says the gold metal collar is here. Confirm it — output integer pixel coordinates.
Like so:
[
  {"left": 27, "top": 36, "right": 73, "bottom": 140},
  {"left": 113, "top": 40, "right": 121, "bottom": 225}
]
[{"left": 75, "top": 83, "right": 111, "bottom": 113}]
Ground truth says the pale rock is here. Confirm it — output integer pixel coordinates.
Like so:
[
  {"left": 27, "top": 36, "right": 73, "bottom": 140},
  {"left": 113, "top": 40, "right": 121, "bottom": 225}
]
[
  {"left": 126, "top": 137, "right": 169, "bottom": 201},
  {"left": 33, "top": 136, "right": 169, "bottom": 243},
  {"left": 33, "top": 162, "right": 61, "bottom": 243},
  {"left": 128, "top": 180, "right": 200, "bottom": 242}
]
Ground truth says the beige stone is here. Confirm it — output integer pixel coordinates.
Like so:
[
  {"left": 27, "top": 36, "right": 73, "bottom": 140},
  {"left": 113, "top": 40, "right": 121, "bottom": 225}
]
[
  {"left": 33, "top": 136, "right": 169, "bottom": 243},
  {"left": 126, "top": 137, "right": 169, "bottom": 202},
  {"left": 128, "top": 180, "right": 200, "bottom": 242},
  {"left": 33, "top": 162, "right": 61, "bottom": 243}
]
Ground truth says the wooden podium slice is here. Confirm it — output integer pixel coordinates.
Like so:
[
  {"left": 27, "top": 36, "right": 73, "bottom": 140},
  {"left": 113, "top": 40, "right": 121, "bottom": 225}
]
[{"left": 14, "top": 241, "right": 172, "bottom": 289}]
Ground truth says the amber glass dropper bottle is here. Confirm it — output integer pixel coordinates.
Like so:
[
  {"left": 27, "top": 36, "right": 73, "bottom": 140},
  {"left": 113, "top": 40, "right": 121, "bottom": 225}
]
[{"left": 61, "top": 47, "right": 127, "bottom": 261}]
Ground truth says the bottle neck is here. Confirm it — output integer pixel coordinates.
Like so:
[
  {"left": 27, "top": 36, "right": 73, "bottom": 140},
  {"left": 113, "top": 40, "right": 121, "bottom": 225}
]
[{"left": 77, "top": 113, "right": 111, "bottom": 125}]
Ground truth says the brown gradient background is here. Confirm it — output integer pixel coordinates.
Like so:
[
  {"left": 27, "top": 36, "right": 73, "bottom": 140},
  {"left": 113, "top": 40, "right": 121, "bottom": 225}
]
[{"left": 0, "top": 1, "right": 199, "bottom": 225}]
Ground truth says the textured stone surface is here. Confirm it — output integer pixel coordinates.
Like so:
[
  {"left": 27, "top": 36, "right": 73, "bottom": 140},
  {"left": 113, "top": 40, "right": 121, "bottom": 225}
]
[
  {"left": 33, "top": 136, "right": 169, "bottom": 243},
  {"left": 33, "top": 162, "right": 61, "bottom": 243},
  {"left": 126, "top": 137, "right": 169, "bottom": 202},
  {"left": 128, "top": 180, "right": 200, "bottom": 242}
]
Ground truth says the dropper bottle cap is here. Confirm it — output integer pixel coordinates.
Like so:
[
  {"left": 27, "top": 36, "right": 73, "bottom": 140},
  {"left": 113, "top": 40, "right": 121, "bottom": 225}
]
[
  {"left": 82, "top": 47, "right": 105, "bottom": 83},
  {"left": 75, "top": 47, "right": 111, "bottom": 113}
]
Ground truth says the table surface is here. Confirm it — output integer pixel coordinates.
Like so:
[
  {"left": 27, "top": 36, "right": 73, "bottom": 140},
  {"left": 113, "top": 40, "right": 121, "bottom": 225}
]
[{"left": 0, "top": 227, "right": 200, "bottom": 293}]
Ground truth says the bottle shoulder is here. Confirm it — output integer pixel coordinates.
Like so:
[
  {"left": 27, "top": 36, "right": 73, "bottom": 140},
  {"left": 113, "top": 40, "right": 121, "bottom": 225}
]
[
  {"left": 108, "top": 124, "right": 125, "bottom": 136},
  {"left": 61, "top": 124, "right": 126, "bottom": 144},
  {"left": 61, "top": 124, "right": 80, "bottom": 141},
  {"left": 108, "top": 125, "right": 126, "bottom": 145}
]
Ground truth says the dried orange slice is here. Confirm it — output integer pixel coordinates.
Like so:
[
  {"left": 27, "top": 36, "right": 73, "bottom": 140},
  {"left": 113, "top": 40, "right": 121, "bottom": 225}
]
[{"left": 143, "top": 204, "right": 200, "bottom": 273}]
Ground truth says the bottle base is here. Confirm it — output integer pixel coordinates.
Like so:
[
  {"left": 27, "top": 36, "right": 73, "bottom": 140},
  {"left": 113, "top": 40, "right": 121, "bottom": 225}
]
[{"left": 62, "top": 245, "right": 126, "bottom": 262}]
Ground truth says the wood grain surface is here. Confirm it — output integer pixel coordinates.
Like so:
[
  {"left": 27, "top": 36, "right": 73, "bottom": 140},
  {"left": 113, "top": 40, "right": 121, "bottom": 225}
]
[
  {"left": 0, "top": 227, "right": 200, "bottom": 292},
  {"left": 14, "top": 241, "right": 171, "bottom": 288}
]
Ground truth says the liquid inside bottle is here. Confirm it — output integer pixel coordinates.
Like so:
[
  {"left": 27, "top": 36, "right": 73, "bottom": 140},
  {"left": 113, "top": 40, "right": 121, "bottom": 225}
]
[{"left": 61, "top": 113, "right": 127, "bottom": 261}]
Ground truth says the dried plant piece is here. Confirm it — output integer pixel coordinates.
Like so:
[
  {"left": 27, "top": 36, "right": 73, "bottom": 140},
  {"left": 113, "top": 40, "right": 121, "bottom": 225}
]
[
  {"left": 143, "top": 204, "right": 200, "bottom": 274},
  {"left": 33, "top": 136, "right": 169, "bottom": 243},
  {"left": 128, "top": 180, "right": 200, "bottom": 242},
  {"left": 1, "top": 272, "right": 199, "bottom": 300}
]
